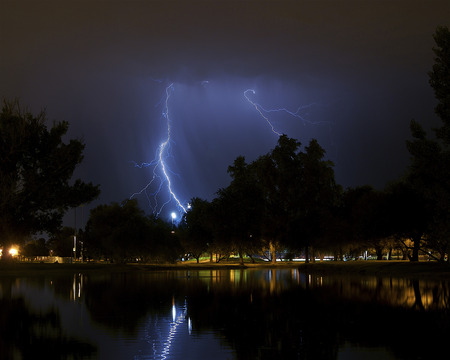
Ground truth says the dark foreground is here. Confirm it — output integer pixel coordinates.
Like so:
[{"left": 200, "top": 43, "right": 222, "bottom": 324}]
[
  {"left": 1, "top": 263, "right": 449, "bottom": 359},
  {"left": 1, "top": 260, "right": 449, "bottom": 279}
]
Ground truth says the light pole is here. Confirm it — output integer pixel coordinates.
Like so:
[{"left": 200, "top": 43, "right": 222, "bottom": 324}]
[
  {"left": 171, "top": 212, "right": 176, "bottom": 233},
  {"left": 73, "top": 207, "right": 77, "bottom": 262}
]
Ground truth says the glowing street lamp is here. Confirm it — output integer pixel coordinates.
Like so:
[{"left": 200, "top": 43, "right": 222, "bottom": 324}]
[
  {"left": 171, "top": 212, "right": 176, "bottom": 232},
  {"left": 9, "top": 247, "right": 18, "bottom": 257}
]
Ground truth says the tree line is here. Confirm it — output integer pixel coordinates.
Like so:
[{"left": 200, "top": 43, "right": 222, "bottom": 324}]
[{"left": 1, "top": 26, "right": 449, "bottom": 263}]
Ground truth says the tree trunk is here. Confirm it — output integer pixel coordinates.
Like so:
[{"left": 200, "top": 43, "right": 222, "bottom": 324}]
[
  {"left": 376, "top": 247, "right": 383, "bottom": 260},
  {"left": 412, "top": 280, "right": 425, "bottom": 310},
  {"left": 305, "top": 246, "right": 309, "bottom": 264},
  {"left": 270, "top": 241, "right": 276, "bottom": 264},
  {"left": 411, "top": 235, "right": 421, "bottom": 262},
  {"left": 239, "top": 252, "right": 244, "bottom": 265}
]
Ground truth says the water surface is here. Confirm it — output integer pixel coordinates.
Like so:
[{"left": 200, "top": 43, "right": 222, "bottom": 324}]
[{"left": 1, "top": 268, "right": 448, "bottom": 359}]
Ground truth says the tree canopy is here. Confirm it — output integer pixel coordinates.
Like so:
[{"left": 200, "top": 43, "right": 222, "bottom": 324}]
[
  {"left": 84, "top": 199, "right": 181, "bottom": 263},
  {"left": 401, "top": 26, "right": 450, "bottom": 261},
  {"left": 429, "top": 26, "right": 450, "bottom": 144},
  {"left": 0, "top": 99, "right": 100, "bottom": 254},
  {"left": 178, "top": 197, "right": 214, "bottom": 263},
  {"left": 179, "top": 135, "right": 340, "bottom": 263}
]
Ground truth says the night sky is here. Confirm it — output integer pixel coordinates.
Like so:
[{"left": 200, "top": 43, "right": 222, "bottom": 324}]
[{"left": 1, "top": 1, "right": 449, "bottom": 222}]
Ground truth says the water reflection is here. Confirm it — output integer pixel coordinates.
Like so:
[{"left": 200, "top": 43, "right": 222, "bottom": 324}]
[
  {"left": 0, "top": 268, "right": 449, "bottom": 360},
  {"left": 303, "top": 273, "right": 450, "bottom": 310},
  {"left": 0, "top": 277, "right": 97, "bottom": 359}
]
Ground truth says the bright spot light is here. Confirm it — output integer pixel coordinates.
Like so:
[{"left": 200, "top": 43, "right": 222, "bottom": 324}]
[
  {"left": 172, "top": 304, "right": 176, "bottom": 322},
  {"left": 9, "top": 248, "right": 18, "bottom": 256},
  {"left": 171, "top": 212, "right": 177, "bottom": 220}
]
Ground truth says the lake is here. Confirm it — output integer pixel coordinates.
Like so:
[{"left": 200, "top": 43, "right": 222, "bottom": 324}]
[{"left": 1, "top": 267, "right": 449, "bottom": 359}]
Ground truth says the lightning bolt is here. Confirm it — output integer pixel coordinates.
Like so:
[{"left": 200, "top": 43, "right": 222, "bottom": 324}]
[
  {"left": 142, "top": 299, "right": 189, "bottom": 360},
  {"left": 244, "top": 89, "right": 282, "bottom": 136},
  {"left": 130, "top": 83, "right": 186, "bottom": 217},
  {"left": 244, "top": 88, "right": 330, "bottom": 136},
  {"left": 159, "top": 84, "right": 187, "bottom": 213},
  {"left": 130, "top": 82, "right": 332, "bottom": 219}
]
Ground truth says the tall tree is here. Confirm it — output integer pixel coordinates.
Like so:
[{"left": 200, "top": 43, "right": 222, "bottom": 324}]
[
  {"left": 84, "top": 200, "right": 149, "bottom": 262},
  {"left": 405, "top": 121, "right": 450, "bottom": 260},
  {"left": 384, "top": 180, "right": 430, "bottom": 261},
  {"left": 179, "top": 197, "right": 213, "bottom": 263},
  {"left": 147, "top": 215, "right": 181, "bottom": 263},
  {"left": 84, "top": 200, "right": 179, "bottom": 263},
  {"left": 0, "top": 99, "right": 100, "bottom": 257},
  {"left": 252, "top": 136, "right": 302, "bottom": 262},
  {"left": 328, "top": 186, "right": 373, "bottom": 260},
  {"left": 404, "top": 26, "right": 450, "bottom": 262},
  {"left": 47, "top": 226, "right": 76, "bottom": 258},
  {"left": 342, "top": 186, "right": 395, "bottom": 260},
  {"left": 429, "top": 26, "right": 450, "bottom": 144},
  {"left": 21, "top": 238, "right": 49, "bottom": 259},
  {"left": 214, "top": 157, "right": 264, "bottom": 264},
  {"left": 293, "top": 139, "right": 341, "bottom": 260},
  {"left": 249, "top": 135, "right": 339, "bottom": 262}
]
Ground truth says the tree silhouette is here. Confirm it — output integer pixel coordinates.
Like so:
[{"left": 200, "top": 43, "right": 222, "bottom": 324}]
[{"left": 0, "top": 99, "right": 99, "bottom": 257}]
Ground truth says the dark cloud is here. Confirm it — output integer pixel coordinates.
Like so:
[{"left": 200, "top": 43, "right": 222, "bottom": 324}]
[{"left": 1, "top": 0, "right": 449, "bottom": 222}]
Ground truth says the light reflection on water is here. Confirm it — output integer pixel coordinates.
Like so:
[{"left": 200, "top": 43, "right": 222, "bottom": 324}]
[
  {"left": 304, "top": 273, "right": 450, "bottom": 310},
  {"left": 0, "top": 268, "right": 449, "bottom": 360}
]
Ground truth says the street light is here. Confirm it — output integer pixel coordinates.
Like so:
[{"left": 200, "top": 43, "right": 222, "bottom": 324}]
[
  {"left": 171, "top": 212, "right": 176, "bottom": 233},
  {"left": 9, "top": 247, "right": 18, "bottom": 257}
]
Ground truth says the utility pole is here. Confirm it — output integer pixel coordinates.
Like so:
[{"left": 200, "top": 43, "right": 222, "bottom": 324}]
[{"left": 73, "top": 207, "right": 77, "bottom": 262}]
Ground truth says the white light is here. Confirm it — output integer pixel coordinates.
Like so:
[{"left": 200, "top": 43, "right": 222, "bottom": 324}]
[
  {"left": 171, "top": 212, "right": 177, "bottom": 220},
  {"left": 9, "top": 248, "right": 18, "bottom": 256}
]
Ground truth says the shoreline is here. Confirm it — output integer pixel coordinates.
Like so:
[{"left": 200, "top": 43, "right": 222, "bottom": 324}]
[
  {"left": 0, "top": 260, "right": 449, "bottom": 279},
  {"left": 300, "top": 260, "right": 450, "bottom": 279}
]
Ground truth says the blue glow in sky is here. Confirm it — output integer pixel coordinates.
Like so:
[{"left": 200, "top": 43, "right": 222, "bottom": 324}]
[
  {"left": 126, "top": 78, "right": 336, "bottom": 220},
  {"left": 1, "top": 0, "right": 448, "bottom": 222}
]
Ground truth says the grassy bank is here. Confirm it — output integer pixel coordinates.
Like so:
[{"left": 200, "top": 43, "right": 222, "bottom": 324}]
[
  {"left": 0, "top": 261, "right": 252, "bottom": 276},
  {"left": 0, "top": 260, "right": 449, "bottom": 279}
]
